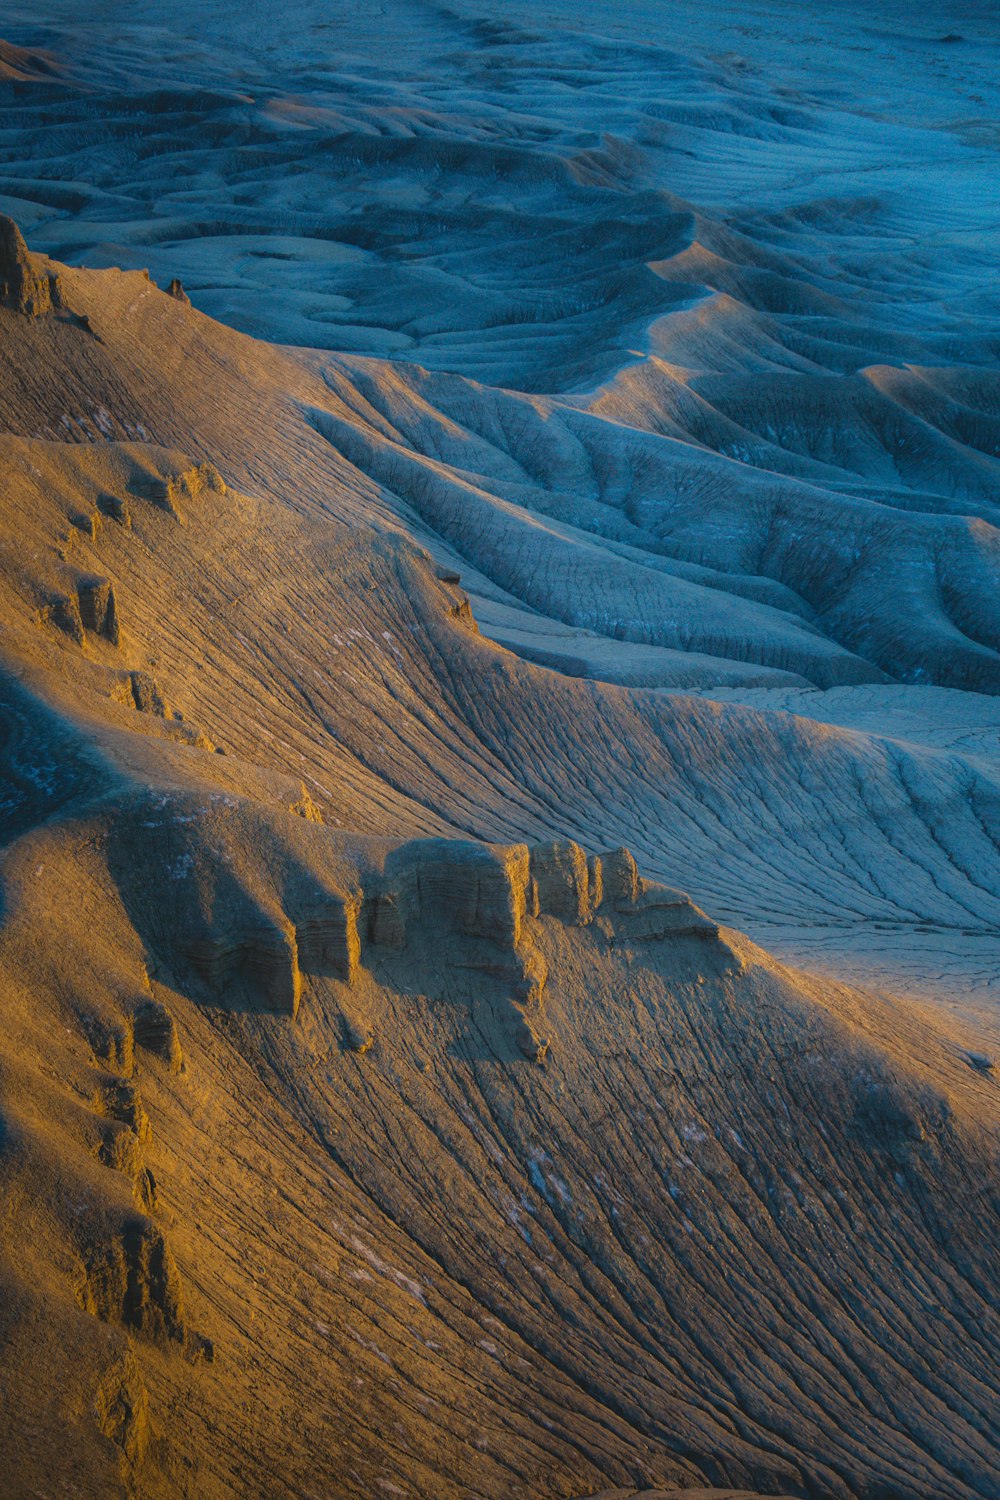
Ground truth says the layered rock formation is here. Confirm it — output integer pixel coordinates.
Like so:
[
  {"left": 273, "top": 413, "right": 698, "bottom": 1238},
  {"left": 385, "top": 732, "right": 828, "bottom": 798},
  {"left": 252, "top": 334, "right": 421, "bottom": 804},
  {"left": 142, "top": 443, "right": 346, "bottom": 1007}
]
[{"left": 132, "top": 826, "right": 717, "bottom": 1065}]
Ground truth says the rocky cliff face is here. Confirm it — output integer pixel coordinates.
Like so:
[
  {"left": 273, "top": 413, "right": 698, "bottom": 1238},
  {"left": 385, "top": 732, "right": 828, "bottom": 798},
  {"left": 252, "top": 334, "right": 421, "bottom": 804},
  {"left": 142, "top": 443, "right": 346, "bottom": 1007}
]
[{"left": 128, "top": 821, "right": 718, "bottom": 1064}]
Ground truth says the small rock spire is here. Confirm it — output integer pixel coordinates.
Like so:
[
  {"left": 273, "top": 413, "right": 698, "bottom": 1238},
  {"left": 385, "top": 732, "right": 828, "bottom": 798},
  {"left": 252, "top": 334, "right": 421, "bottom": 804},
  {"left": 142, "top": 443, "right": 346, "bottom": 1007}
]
[{"left": 0, "top": 213, "right": 52, "bottom": 315}]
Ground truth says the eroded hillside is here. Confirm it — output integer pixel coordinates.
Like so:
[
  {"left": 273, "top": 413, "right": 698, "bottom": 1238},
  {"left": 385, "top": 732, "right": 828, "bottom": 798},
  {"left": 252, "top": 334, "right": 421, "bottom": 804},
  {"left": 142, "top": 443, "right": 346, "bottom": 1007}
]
[
  {"left": 0, "top": 218, "right": 997, "bottom": 1500},
  {"left": 1, "top": 1, "right": 999, "bottom": 1494}
]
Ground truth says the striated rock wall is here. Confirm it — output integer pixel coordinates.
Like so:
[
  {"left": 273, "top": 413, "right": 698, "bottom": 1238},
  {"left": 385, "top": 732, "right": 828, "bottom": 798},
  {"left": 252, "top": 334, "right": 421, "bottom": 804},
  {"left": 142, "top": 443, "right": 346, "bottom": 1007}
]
[
  {"left": 93, "top": 1348, "right": 151, "bottom": 1477},
  {"left": 293, "top": 836, "right": 715, "bottom": 1059},
  {"left": 134, "top": 814, "right": 717, "bottom": 1053},
  {"left": 296, "top": 894, "right": 362, "bottom": 982},
  {"left": 183, "top": 922, "right": 301, "bottom": 1017},
  {"left": 529, "top": 839, "right": 590, "bottom": 923},
  {"left": 77, "top": 576, "right": 121, "bottom": 646},
  {"left": 381, "top": 838, "right": 530, "bottom": 950},
  {"left": 141, "top": 461, "right": 226, "bottom": 521}
]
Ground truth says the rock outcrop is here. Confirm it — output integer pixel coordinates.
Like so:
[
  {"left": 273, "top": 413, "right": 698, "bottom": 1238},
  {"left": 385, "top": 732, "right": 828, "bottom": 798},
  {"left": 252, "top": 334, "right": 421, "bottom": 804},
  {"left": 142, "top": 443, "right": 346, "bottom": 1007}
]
[
  {"left": 42, "top": 576, "right": 122, "bottom": 647},
  {"left": 44, "top": 590, "right": 85, "bottom": 645},
  {"left": 77, "top": 576, "right": 121, "bottom": 646},
  {"left": 77, "top": 1215, "right": 184, "bottom": 1344},
  {"left": 137, "top": 461, "right": 226, "bottom": 520},
  {"left": 295, "top": 894, "right": 361, "bottom": 982},
  {"left": 81, "top": 1012, "right": 134, "bottom": 1074},
  {"left": 183, "top": 920, "right": 301, "bottom": 1017},
  {"left": 529, "top": 840, "right": 590, "bottom": 923},
  {"left": 128, "top": 672, "right": 169, "bottom": 717},
  {"left": 0, "top": 214, "right": 52, "bottom": 316},
  {"left": 599, "top": 846, "right": 640, "bottom": 906},
  {"left": 153, "top": 833, "right": 713, "bottom": 1055},
  {"left": 620, "top": 883, "right": 719, "bottom": 942},
  {"left": 92, "top": 1078, "right": 150, "bottom": 1144},
  {"left": 370, "top": 839, "right": 548, "bottom": 1056},
  {"left": 132, "top": 999, "right": 182, "bottom": 1071},
  {"left": 345, "top": 836, "right": 711, "bottom": 1060},
  {"left": 97, "top": 1123, "right": 158, "bottom": 1214},
  {"left": 378, "top": 839, "right": 530, "bottom": 950},
  {"left": 93, "top": 1348, "right": 151, "bottom": 1475},
  {"left": 97, "top": 492, "right": 131, "bottom": 527}
]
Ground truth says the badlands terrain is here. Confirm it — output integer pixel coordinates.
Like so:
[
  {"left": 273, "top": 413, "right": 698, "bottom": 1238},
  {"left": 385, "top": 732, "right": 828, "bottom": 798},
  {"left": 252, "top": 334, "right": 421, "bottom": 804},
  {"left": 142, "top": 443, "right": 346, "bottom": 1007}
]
[{"left": 0, "top": 1, "right": 998, "bottom": 1497}]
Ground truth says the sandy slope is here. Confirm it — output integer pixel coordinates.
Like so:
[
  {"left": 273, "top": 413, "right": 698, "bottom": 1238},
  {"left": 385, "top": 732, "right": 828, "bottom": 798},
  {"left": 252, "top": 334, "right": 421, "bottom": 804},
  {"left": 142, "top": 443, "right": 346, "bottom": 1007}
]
[{"left": 0, "top": 2, "right": 997, "bottom": 1497}]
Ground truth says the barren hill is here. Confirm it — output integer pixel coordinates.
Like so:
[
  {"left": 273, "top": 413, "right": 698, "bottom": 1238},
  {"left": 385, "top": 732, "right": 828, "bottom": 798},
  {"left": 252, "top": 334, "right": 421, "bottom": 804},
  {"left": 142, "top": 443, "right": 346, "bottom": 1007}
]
[
  {"left": 0, "top": 221, "right": 996, "bottom": 1500},
  {"left": 0, "top": 1, "right": 998, "bottom": 1496}
]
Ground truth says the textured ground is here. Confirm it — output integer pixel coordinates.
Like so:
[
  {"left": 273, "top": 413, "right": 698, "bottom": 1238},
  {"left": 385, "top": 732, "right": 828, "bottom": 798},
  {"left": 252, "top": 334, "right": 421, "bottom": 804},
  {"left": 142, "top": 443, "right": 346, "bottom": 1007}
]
[
  {"left": 3, "top": 0, "right": 999, "bottom": 1014},
  {"left": 0, "top": 3, "right": 998, "bottom": 1499}
]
